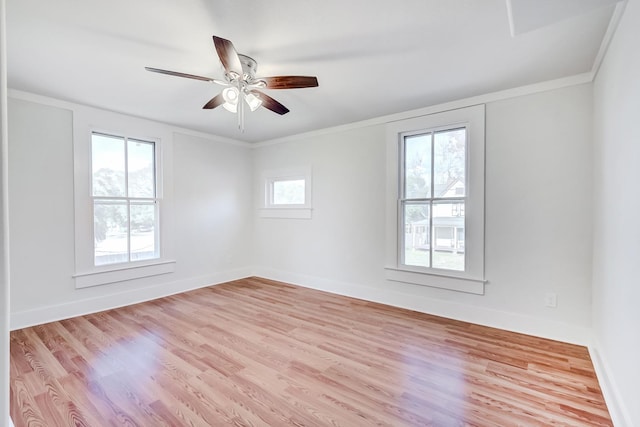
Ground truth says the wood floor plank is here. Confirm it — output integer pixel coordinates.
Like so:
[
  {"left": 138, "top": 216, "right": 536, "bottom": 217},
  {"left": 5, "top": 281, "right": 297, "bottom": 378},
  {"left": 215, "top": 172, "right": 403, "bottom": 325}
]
[{"left": 11, "top": 277, "right": 613, "bottom": 426}]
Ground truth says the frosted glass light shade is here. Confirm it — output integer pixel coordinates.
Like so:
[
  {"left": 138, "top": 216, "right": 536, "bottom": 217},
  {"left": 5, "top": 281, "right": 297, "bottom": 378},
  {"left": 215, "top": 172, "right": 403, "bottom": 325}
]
[
  {"left": 222, "top": 87, "right": 239, "bottom": 112},
  {"left": 245, "top": 92, "right": 262, "bottom": 111}
]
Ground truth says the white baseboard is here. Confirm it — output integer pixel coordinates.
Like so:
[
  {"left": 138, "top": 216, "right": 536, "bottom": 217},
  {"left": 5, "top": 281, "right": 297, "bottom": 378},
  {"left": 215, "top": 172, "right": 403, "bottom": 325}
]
[
  {"left": 10, "top": 267, "right": 253, "bottom": 330},
  {"left": 11, "top": 266, "right": 591, "bottom": 344},
  {"left": 252, "top": 267, "right": 592, "bottom": 346},
  {"left": 589, "top": 343, "right": 633, "bottom": 427}
]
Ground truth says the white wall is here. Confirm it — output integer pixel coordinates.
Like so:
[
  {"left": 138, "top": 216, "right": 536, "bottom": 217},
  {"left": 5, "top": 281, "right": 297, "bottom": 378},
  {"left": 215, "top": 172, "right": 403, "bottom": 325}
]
[
  {"left": 253, "top": 125, "right": 387, "bottom": 288},
  {"left": 173, "top": 132, "right": 253, "bottom": 276},
  {"left": 0, "top": 0, "right": 10, "bottom": 424},
  {"left": 8, "top": 99, "right": 74, "bottom": 316},
  {"left": 253, "top": 84, "right": 594, "bottom": 344},
  {"left": 592, "top": 0, "right": 640, "bottom": 425},
  {"left": 7, "top": 95, "right": 253, "bottom": 328}
]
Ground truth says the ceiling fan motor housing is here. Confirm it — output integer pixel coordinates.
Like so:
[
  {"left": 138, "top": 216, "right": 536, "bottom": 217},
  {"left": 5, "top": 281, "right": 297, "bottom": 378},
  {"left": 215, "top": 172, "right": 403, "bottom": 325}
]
[{"left": 237, "top": 54, "right": 258, "bottom": 82}]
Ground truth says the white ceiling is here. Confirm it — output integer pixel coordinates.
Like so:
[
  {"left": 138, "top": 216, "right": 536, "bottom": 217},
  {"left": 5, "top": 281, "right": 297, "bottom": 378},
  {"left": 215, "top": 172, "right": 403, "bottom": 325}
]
[{"left": 6, "top": 0, "right": 619, "bottom": 143}]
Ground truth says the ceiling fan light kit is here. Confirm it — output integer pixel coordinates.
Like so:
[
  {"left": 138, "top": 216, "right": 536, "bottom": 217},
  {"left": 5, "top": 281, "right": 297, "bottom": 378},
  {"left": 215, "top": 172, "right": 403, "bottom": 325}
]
[
  {"left": 221, "top": 87, "right": 240, "bottom": 112},
  {"left": 145, "top": 36, "right": 319, "bottom": 132}
]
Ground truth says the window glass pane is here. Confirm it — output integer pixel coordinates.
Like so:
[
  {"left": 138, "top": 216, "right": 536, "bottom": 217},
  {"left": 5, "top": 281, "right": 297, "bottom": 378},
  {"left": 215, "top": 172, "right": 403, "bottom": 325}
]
[
  {"left": 128, "top": 139, "right": 155, "bottom": 198},
  {"left": 94, "top": 200, "right": 128, "bottom": 265},
  {"left": 92, "top": 134, "right": 125, "bottom": 197},
  {"left": 273, "top": 179, "right": 305, "bottom": 205},
  {"left": 404, "top": 134, "right": 431, "bottom": 199},
  {"left": 130, "top": 202, "right": 157, "bottom": 261},
  {"left": 434, "top": 128, "right": 466, "bottom": 197},
  {"left": 403, "top": 203, "right": 430, "bottom": 268},
  {"left": 432, "top": 201, "right": 464, "bottom": 271}
]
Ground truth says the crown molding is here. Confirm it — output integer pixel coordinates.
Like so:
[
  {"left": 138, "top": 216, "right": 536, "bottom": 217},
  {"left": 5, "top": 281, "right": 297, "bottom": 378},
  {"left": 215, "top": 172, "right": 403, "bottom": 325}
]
[
  {"left": 7, "top": 89, "right": 250, "bottom": 148},
  {"left": 254, "top": 72, "right": 593, "bottom": 148}
]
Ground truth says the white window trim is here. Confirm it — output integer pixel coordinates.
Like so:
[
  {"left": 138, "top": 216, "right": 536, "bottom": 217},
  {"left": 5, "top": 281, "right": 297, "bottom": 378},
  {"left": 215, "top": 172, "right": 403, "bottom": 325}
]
[
  {"left": 259, "top": 166, "right": 312, "bottom": 219},
  {"left": 73, "top": 259, "right": 175, "bottom": 289},
  {"left": 385, "top": 105, "right": 486, "bottom": 294},
  {"left": 73, "top": 113, "right": 175, "bottom": 288}
]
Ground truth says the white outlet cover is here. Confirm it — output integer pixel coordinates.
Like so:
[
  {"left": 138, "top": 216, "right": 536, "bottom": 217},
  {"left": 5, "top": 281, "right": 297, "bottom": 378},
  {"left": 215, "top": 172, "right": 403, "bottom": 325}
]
[{"left": 545, "top": 292, "right": 558, "bottom": 308}]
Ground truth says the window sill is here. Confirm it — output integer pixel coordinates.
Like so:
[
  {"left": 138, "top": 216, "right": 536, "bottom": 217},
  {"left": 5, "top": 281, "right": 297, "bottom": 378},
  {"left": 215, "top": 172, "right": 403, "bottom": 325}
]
[
  {"left": 73, "top": 259, "right": 176, "bottom": 289},
  {"left": 259, "top": 208, "right": 312, "bottom": 219},
  {"left": 385, "top": 267, "right": 485, "bottom": 295}
]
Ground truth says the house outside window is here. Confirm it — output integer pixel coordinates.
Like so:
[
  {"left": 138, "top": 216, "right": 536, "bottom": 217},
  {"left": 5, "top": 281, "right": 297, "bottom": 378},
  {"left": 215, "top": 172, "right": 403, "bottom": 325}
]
[{"left": 402, "top": 128, "right": 467, "bottom": 271}]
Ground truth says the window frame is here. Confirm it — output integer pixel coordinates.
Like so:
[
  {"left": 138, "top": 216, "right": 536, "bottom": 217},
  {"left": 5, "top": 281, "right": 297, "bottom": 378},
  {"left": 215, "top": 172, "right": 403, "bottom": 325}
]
[
  {"left": 259, "top": 166, "right": 312, "bottom": 219},
  {"left": 90, "top": 132, "right": 160, "bottom": 266},
  {"left": 385, "top": 105, "right": 486, "bottom": 294},
  {"left": 73, "top": 122, "right": 175, "bottom": 289},
  {"left": 399, "top": 126, "right": 468, "bottom": 271},
  {"left": 266, "top": 176, "right": 307, "bottom": 208}
]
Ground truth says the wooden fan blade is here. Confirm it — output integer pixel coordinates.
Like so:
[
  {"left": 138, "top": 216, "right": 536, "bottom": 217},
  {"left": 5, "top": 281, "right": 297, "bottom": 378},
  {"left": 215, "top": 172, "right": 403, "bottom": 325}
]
[
  {"left": 213, "top": 36, "right": 243, "bottom": 77},
  {"left": 202, "top": 93, "right": 225, "bottom": 109},
  {"left": 145, "top": 67, "right": 213, "bottom": 82},
  {"left": 251, "top": 90, "right": 290, "bottom": 115},
  {"left": 261, "top": 76, "right": 319, "bottom": 89}
]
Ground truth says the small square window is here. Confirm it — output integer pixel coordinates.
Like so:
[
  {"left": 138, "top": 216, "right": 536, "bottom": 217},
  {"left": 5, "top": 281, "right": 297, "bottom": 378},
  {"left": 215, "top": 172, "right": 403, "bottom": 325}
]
[
  {"left": 271, "top": 179, "right": 306, "bottom": 205},
  {"left": 260, "top": 167, "right": 312, "bottom": 219}
]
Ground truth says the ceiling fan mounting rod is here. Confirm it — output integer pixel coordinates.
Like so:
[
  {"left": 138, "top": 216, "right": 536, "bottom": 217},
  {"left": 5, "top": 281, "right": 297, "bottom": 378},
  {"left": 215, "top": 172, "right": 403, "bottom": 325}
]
[{"left": 237, "top": 79, "right": 245, "bottom": 132}]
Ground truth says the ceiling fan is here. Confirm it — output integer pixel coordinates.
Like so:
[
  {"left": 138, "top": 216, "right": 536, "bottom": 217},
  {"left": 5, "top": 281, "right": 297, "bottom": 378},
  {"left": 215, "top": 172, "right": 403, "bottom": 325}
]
[{"left": 145, "top": 35, "right": 319, "bottom": 132}]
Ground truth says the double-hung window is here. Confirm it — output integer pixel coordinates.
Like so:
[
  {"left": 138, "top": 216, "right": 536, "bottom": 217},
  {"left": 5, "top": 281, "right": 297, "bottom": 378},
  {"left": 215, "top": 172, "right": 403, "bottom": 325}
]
[
  {"left": 91, "top": 132, "right": 159, "bottom": 265},
  {"left": 386, "top": 105, "right": 485, "bottom": 294},
  {"left": 73, "top": 112, "right": 175, "bottom": 289},
  {"left": 401, "top": 127, "right": 467, "bottom": 271}
]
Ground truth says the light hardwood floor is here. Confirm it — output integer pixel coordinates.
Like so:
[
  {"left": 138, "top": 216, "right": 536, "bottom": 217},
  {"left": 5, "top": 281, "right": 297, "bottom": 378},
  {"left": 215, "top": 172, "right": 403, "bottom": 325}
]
[{"left": 10, "top": 277, "right": 612, "bottom": 426}]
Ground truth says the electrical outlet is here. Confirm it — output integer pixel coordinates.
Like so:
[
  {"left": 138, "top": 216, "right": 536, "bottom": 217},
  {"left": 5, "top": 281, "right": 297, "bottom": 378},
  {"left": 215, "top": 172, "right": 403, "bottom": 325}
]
[{"left": 545, "top": 292, "right": 557, "bottom": 308}]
